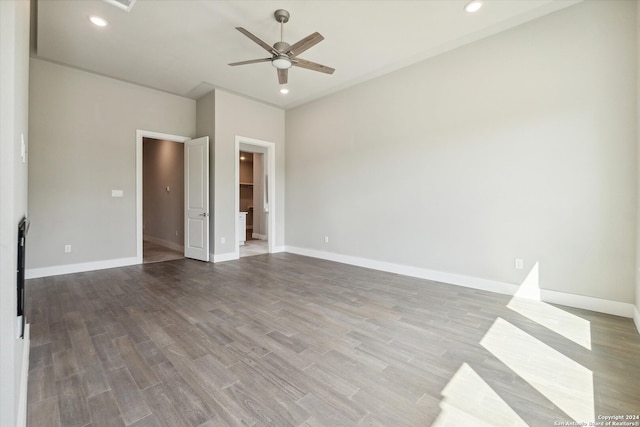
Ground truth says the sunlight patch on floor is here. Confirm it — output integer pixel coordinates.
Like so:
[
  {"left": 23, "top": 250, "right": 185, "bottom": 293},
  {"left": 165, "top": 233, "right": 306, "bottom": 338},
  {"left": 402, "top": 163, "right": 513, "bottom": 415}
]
[
  {"left": 480, "top": 317, "right": 594, "bottom": 422},
  {"left": 432, "top": 363, "right": 528, "bottom": 427},
  {"left": 508, "top": 297, "right": 592, "bottom": 350},
  {"left": 507, "top": 262, "right": 591, "bottom": 349}
]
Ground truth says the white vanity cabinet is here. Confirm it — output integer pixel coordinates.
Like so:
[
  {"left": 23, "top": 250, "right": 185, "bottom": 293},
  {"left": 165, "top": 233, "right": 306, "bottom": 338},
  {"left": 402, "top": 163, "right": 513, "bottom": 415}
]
[{"left": 238, "top": 212, "right": 247, "bottom": 245}]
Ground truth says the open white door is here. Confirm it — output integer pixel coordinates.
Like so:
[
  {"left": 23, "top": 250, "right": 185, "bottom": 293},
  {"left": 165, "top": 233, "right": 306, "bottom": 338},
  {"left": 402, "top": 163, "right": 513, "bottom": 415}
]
[{"left": 184, "top": 136, "right": 209, "bottom": 261}]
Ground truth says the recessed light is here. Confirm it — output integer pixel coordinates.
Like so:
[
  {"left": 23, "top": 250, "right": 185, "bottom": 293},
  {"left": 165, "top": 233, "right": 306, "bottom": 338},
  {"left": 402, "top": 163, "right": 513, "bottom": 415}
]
[
  {"left": 280, "top": 87, "right": 289, "bottom": 94},
  {"left": 89, "top": 15, "right": 109, "bottom": 27},
  {"left": 464, "top": 0, "right": 483, "bottom": 13}
]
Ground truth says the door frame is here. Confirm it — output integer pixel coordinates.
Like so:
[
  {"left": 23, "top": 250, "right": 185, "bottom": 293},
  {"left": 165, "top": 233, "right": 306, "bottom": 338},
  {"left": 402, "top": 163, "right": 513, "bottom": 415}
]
[
  {"left": 136, "top": 129, "right": 190, "bottom": 264},
  {"left": 234, "top": 136, "right": 276, "bottom": 258}
]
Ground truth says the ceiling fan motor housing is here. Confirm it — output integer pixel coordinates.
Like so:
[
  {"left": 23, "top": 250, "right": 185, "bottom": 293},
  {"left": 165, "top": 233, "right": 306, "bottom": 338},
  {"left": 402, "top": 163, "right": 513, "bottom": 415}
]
[{"left": 274, "top": 41, "right": 291, "bottom": 54}]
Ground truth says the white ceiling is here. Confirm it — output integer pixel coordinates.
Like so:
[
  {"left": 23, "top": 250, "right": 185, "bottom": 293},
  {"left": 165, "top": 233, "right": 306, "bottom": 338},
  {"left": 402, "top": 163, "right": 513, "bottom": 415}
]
[{"left": 35, "top": 0, "right": 582, "bottom": 109}]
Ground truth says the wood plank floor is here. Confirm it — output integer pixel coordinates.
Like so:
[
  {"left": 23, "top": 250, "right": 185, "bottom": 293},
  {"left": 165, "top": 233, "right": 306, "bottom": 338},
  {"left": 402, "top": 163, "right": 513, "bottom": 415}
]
[{"left": 26, "top": 253, "right": 640, "bottom": 426}]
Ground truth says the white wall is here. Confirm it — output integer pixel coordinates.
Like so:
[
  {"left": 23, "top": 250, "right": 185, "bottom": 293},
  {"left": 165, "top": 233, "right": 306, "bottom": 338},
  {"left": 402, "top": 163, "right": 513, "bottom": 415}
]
[
  {"left": 286, "top": 0, "right": 637, "bottom": 304},
  {"left": 0, "top": 1, "right": 30, "bottom": 425},
  {"left": 28, "top": 59, "right": 195, "bottom": 271},
  {"left": 213, "top": 90, "right": 285, "bottom": 256}
]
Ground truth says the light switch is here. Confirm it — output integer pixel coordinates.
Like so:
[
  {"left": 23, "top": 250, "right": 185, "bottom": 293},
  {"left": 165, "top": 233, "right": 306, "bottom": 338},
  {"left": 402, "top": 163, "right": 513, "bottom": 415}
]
[
  {"left": 111, "top": 190, "right": 124, "bottom": 198},
  {"left": 166, "top": 186, "right": 170, "bottom": 192}
]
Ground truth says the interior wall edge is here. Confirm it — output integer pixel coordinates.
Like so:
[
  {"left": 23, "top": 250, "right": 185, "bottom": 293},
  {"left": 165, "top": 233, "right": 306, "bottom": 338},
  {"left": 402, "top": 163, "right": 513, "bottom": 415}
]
[
  {"left": 635, "top": 0, "right": 640, "bottom": 331},
  {"left": 634, "top": 305, "right": 640, "bottom": 334},
  {"left": 16, "top": 324, "right": 29, "bottom": 427},
  {"left": 212, "top": 252, "right": 238, "bottom": 263},
  {"left": 1, "top": 0, "right": 30, "bottom": 425}
]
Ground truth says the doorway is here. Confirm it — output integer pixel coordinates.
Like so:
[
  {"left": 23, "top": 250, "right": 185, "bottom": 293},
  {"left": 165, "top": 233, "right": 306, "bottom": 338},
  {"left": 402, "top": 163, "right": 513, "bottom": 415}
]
[
  {"left": 136, "top": 130, "right": 210, "bottom": 264},
  {"left": 235, "top": 136, "right": 276, "bottom": 258},
  {"left": 239, "top": 151, "right": 268, "bottom": 257},
  {"left": 142, "top": 137, "right": 185, "bottom": 263}
]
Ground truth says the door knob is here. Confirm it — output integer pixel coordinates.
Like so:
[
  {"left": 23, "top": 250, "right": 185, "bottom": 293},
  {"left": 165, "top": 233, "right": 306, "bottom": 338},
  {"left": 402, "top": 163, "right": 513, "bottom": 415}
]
[{"left": 199, "top": 212, "right": 209, "bottom": 217}]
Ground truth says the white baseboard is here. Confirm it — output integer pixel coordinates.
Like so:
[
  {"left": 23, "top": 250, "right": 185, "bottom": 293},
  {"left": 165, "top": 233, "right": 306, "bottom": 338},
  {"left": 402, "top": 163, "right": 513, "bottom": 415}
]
[
  {"left": 143, "top": 235, "right": 184, "bottom": 253},
  {"left": 25, "top": 257, "right": 139, "bottom": 279},
  {"left": 285, "top": 246, "right": 519, "bottom": 296},
  {"left": 541, "top": 289, "right": 634, "bottom": 318},
  {"left": 634, "top": 305, "right": 640, "bottom": 334},
  {"left": 252, "top": 233, "right": 267, "bottom": 240},
  {"left": 271, "top": 245, "right": 285, "bottom": 254},
  {"left": 213, "top": 252, "right": 238, "bottom": 263},
  {"left": 285, "top": 246, "right": 637, "bottom": 322},
  {"left": 17, "top": 323, "right": 30, "bottom": 427}
]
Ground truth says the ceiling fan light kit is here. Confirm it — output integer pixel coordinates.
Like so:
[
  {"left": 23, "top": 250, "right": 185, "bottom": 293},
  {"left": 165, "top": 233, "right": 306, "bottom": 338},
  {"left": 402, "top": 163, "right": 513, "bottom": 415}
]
[
  {"left": 272, "top": 56, "right": 292, "bottom": 69},
  {"left": 229, "top": 9, "right": 335, "bottom": 85}
]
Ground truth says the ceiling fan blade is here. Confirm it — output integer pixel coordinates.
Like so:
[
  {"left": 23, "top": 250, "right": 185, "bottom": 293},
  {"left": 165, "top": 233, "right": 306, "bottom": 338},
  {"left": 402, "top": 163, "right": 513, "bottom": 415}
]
[
  {"left": 288, "top": 32, "right": 324, "bottom": 57},
  {"left": 229, "top": 58, "right": 272, "bottom": 66},
  {"left": 278, "top": 68, "right": 288, "bottom": 84},
  {"left": 293, "top": 58, "right": 335, "bottom": 74},
  {"left": 236, "top": 27, "right": 277, "bottom": 54}
]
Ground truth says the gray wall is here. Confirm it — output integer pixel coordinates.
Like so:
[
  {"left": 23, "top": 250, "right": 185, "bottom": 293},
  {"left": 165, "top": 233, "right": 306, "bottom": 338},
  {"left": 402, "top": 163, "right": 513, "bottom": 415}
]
[
  {"left": 28, "top": 59, "right": 195, "bottom": 269},
  {"left": 286, "top": 0, "right": 637, "bottom": 304},
  {"left": 214, "top": 90, "right": 285, "bottom": 255},
  {"left": 143, "top": 138, "right": 184, "bottom": 249},
  {"left": 0, "top": 1, "right": 30, "bottom": 424}
]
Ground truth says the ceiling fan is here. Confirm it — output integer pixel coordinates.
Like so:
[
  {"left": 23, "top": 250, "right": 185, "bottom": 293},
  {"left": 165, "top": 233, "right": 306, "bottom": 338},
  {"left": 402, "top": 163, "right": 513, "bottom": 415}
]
[{"left": 229, "top": 9, "right": 335, "bottom": 85}]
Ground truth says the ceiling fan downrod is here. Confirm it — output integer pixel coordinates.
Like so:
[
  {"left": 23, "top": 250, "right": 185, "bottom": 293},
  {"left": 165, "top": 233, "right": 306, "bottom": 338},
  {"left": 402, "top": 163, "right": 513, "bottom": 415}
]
[{"left": 274, "top": 9, "right": 289, "bottom": 47}]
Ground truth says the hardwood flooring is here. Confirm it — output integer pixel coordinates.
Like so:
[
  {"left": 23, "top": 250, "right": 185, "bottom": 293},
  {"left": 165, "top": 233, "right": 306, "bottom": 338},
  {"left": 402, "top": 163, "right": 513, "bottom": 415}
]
[{"left": 25, "top": 253, "right": 640, "bottom": 426}]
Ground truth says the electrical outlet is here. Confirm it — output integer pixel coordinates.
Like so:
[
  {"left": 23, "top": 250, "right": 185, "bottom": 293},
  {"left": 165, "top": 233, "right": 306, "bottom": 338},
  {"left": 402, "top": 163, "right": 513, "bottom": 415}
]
[
  {"left": 514, "top": 258, "right": 524, "bottom": 269},
  {"left": 221, "top": 237, "right": 226, "bottom": 244},
  {"left": 324, "top": 236, "right": 329, "bottom": 243},
  {"left": 64, "top": 245, "right": 71, "bottom": 253}
]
